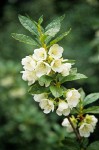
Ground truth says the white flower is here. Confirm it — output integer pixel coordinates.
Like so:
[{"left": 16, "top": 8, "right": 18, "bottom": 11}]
[
  {"left": 66, "top": 89, "right": 81, "bottom": 109},
  {"left": 33, "top": 93, "right": 48, "bottom": 102},
  {"left": 51, "top": 59, "right": 63, "bottom": 73},
  {"left": 21, "top": 70, "right": 37, "bottom": 85},
  {"left": 39, "top": 99, "right": 54, "bottom": 114},
  {"left": 48, "top": 44, "right": 63, "bottom": 59},
  {"left": 21, "top": 56, "right": 36, "bottom": 71},
  {"left": 35, "top": 61, "right": 51, "bottom": 77},
  {"left": 56, "top": 101, "right": 70, "bottom": 116},
  {"left": 61, "top": 63, "right": 71, "bottom": 76},
  {"left": 79, "top": 123, "right": 94, "bottom": 137},
  {"left": 62, "top": 118, "right": 73, "bottom": 132},
  {"left": 84, "top": 114, "right": 98, "bottom": 129},
  {"left": 62, "top": 116, "right": 77, "bottom": 132},
  {"left": 33, "top": 48, "right": 47, "bottom": 61}
]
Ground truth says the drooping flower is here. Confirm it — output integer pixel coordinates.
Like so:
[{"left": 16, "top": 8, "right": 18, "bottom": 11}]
[
  {"left": 56, "top": 101, "right": 70, "bottom": 116},
  {"left": 35, "top": 61, "right": 51, "bottom": 77},
  {"left": 39, "top": 99, "right": 54, "bottom": 114},
  {"left": 51, "top": 59, "right": 63, "bottom": 73},
  {"left": 66, "top": 89, "right": 81, "bottom": 109},
  {"left": 48, "top": 44, "right": 63, "bottom": 59},
  {"left": 62, "top": 116, "right": 77, "bottom": 132},
  {"left": 33, "top": 48, "right": 47, "bottom": 61},
  {"left": 21, "top": 70, "right": 37, "bottom": 85},
  {"left": 21, "top": 56, "right": 36, "bottom": 71},
  {"left": 79, "top": 123, "right": 94, "bottom": 137},
  {"left": 61, "top": 63, "right": 71, "bottom": 76},
  {"left": 33, "top": 93, "right": 48, "bottom": 102}
]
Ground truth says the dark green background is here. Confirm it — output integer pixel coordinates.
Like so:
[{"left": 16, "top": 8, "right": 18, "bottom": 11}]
[{"left": 0, "top": 0, "right": 99, "bottom": 149}]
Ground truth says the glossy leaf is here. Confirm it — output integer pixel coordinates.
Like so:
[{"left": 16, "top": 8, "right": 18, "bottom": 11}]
[
  {"left": 50, "top": 85, "right": 63, "bottom": 98},
  {"left": 38, "top": 15, "right": 43, "bottom": 24},
  {"left": 11, "top": 33, "right": 38, "bottom": 46},
  {"left": 83, "top": 106, "right": 99, "bottom": 114},
  {"left": 18, "top": 15, "right": 38, "bottom": 36},
  {"left": 38, "top": 75, "right": 53, "bottom": 87},
  {"left": 45, "top": 15, "right": 65, "bottom": 37},
  {"left": 78, "top": 88, "right": 86, "bottom": 100},
  {"left": 60, "top": 73, "right": 87, "bottom": 84},
  {"left": 28, "top": 82, "right": 49, "bottom": 94},
  {"left": 48, "top": 28, "right": 71, "bottom": 47},
  {"left": 83, "top": 93, "right": 99, "bottom": 106}
]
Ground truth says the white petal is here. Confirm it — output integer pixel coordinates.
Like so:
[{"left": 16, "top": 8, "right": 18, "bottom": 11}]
[
  {"left": 48, "top": 44, "right": 63, "bottom": 59},
  {"left": 21, "top": 56, "right": 36, "bottom": 71},
  {"left": 66, "top": 89, "right": 81, "bottom": 108},
  {"left": 62, "top": 118, "right": 69, "bottom": 126},
  {"left": 35, "top": 61, "right": 51, "bottom": 77},
  {"left": 56, "top": 109, "right": 62, "bottom": 116},
  {"left": 33, "top": 48, "right": 47, "bottom": 61},
  {"left": 61, "top": 63, "right": 71, "bottom": 76},
  {"left": 51, "top": 59, "right": 63, "bottom": 73},
  {"left": 34, "top": 93, "right": 48, "bottom": 102}
]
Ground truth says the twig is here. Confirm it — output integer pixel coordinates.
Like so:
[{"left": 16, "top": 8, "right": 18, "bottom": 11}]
[{"left": 67, "top": 116, "right": 81, "bottom": 141}]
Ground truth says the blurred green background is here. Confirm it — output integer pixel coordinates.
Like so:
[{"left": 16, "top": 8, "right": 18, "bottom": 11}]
[{"left": 0, "top": 0, "right": 99, "bottom": 149}]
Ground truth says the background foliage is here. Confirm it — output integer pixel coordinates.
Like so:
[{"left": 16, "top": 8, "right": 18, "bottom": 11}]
[{"left": 0, "top": 0, "right": 99, "bottom": 149}]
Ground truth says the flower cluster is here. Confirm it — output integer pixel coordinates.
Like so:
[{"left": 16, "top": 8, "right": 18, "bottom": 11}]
[
  {"left": 33, "top": 89, "right": 81, "bottom": 116},
  {"left": 62, "top": 114, "right": 98, "bottom": 137},
  {"left": 21, "top": 44, "right": 81, "bottom": 116},
  {"left": 21, "top": 44, "right": 72, "bottom": 85}
]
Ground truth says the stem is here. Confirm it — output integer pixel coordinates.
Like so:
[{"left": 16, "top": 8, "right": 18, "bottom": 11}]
[{"left": 67, "top": 116, "right": 81, "bottom": 141}]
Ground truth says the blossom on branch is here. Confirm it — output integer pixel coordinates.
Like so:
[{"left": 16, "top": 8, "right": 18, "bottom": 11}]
[
  {"left": 66, "top": 89, "right": 81, "bottom": 109},
  {"left": 56, "top": 101, "right": 70, "bottom": 116},
  {"left": 39, "top": 99, "right": 54, "bottom": 114}
]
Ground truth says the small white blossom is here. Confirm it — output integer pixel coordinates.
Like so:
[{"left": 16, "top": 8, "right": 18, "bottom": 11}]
[
  {"left": 84, "top": 114, "right": 98, "bottom": 129},
  {"left": 66, "top": 89, "right": 81, "bottom": 109},
  {"left": 56, "top": 101, "right": 70, "bottom": 116},
  {"left": 79, "top": 123, "right": 94, "bottom": 137},
  {"left": 51, "top": 59, "right": 63, "bottom": 73},
  {"left": 61, "top": 63, "right": 71, "bottom": 76},
  {"left": 62, "top": 118, "right": 73, "bottom": 132},
  {"left": 33, "top": 48, "right": 47, "bottom": 61},
  {"left": 48, "top": 44, "right": 63, "bottom": 59},
  {"left": 35, "top": 61, "right": 51, "bottom": 77},
  {"left": 62, "top": 116, "right": 77, "bottom": 132},
  {"left": 39, "top": 99, "right": 54, "bottom": 114},
  {"left": 21, "top": 56, "right": 36, "bottom": 71},
  {"left": 21, "top": 70, "right": 37, "bottom": 85},
  {"left": 33, "top": 93, "right": 48, "bottom": 102}
]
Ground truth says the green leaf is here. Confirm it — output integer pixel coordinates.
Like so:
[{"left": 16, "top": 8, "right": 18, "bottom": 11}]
[
  {"left": 78, "top": 88, "right": 86, "bottom": 100},
  {"left": 70, "top": 108, "right": 78, "bottom": 114},
  {"left": 83, "top": 106, "right": 99, "bottom": 114},
  {"left": 45, "top": 15, "right": 65, "bottom": 37},
  {"left": 18, "top": 15, "right": 38, "bottom": 36},
  {"left": 81, "top": 138, "right": 89, "bottom": 149},
  {"left": 38, "top": 15, "right": 43, "bottom": 24},
  {"left": 60, "top": 73, "right": 87, "bottom": 84},
  {"left": 48, "top": 29, "right": 71, "bottom": 47},
  {"left": 62, "top": 138, "right": 80, "bottom": 150},
  {"left": 87, "top": 141, "right": 99, "bottom": 150},
  {"left": 70, "top": 68, "right": 77, "bottom": 75},
  {"left": 11, "top": 33, "right": 38, "bottom": 46},
  {"left": 28, "top": 82, "right": 49, "bottom": 94},
  {"left": 83, "top": 93, "right": 99, "bottom": 106},
  {"left": 50, "top": 85, "right": 63, "bottom": 98},
  {"left": 38, "top": 75, "right": 53, "bottom": 87}
]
